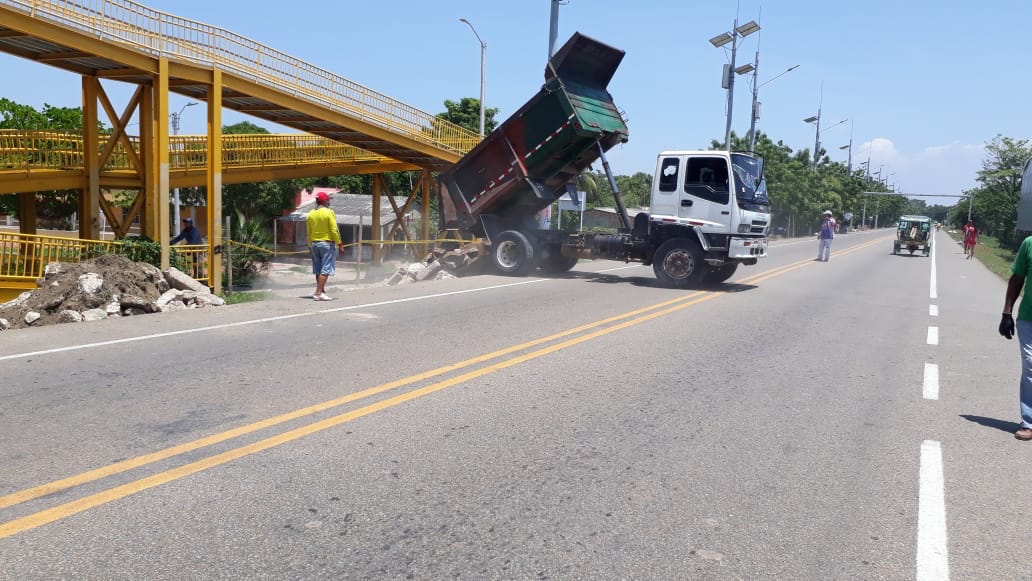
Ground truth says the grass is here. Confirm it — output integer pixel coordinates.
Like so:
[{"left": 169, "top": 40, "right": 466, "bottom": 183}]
[
  {"left": 946, "top": 230, "right": 1015, "bottom": 280},
  {"left": 221, "top": 290, "right": 272, "bottom": 305}
]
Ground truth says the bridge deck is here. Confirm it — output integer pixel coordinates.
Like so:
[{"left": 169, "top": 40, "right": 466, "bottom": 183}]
[{"left": 0, "top": 0, "right": 479, "bottom": 170}]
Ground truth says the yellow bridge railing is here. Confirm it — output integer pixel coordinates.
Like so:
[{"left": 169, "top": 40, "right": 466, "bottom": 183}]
[
  {"left": 0, "top": 0, "right": 481, "bottom": 157},
  {"left": 0, "top": 231, "right": 208, "bottom": 285},
  {"left": 0, "top": 130, "right": 398, "bottom": 172}
]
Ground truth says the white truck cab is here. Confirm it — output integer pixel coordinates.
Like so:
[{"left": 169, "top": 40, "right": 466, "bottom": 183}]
[{"left": 649, "top": 150, "right": 770, "bottom": 264}]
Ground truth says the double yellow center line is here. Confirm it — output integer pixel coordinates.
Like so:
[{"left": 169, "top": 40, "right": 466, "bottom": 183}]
[{"left": 0, "top": 236, "right": 887, "bottom": 539}]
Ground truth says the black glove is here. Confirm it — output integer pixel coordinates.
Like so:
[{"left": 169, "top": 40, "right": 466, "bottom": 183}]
[{"left": 1000, "top": 313, "right": 1015, "bottom": 340}]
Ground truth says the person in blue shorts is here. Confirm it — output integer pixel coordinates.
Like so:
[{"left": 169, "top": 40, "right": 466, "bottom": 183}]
[{"left": 306, "top": 192, "right": 343, "bottom": 301}]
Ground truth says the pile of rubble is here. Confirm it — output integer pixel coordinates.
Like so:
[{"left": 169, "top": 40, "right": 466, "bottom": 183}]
[
  {"left": 382, "top": 245, "right": 482, "bottom": 286},
  {"left": 0, "top": 254, "right": 225, "bottom": 331}
]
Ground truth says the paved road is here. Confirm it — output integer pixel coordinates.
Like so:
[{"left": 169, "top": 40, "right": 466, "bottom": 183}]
[{"left": 1, "top": 229, "right": 1028, "bottom": 579}]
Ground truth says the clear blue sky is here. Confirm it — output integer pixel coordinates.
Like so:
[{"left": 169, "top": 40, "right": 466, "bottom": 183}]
[{"left": 3, "top": 0, "right": 1029, "bottom": 205}]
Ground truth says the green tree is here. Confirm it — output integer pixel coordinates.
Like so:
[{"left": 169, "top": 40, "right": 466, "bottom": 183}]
[
  {"left": 436, "top": 97, "right": 499, "bottom": 134},
  {"left": 961, "top": 135, "right": 1032, "bottom": 245}
]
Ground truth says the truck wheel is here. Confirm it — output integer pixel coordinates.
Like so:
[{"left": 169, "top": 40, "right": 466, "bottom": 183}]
[
  {"left": 538, "top": 254, "right": 579, "bottom": 274},
  {"left": 652, "top": 237, "right": 704, "bottom": 288},
  {"left": 893, "top": 240, "right": 900, "bottom": 254},
  {"left": 702, "top": 263, "right": 738, "bottom": 285},
  {"left": 492, "top": 230, "right": 537, "bottom": 276}
]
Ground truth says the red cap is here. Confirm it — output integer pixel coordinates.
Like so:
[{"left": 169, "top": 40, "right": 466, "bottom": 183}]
[{"left": 316, "top": 192, "right": 331, "bottom": 204}]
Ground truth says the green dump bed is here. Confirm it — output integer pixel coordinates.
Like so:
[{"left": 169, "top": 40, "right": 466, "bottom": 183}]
[{"left": 438, "top": 33, "right": 629, "bottom": 236}]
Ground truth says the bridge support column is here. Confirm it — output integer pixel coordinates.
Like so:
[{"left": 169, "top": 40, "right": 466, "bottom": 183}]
[
  {"left": 206, "top": 69, "right": 223, "bottom": 294},
  {"left": 421, "top": 169, "right": 432, "bottom": 255},
  {"left": 152, "top": 58, "right": 171, "bottom": 269},
  {"left": 17, "top": 193, "right": 36, "bottom": 235},
  {"left": 372, "top": 174, "right": 382, "bottom": 264},
  {"left": 140, "top": 83, "right": 155, "bottom": 239},
  {"left": 79, "top": 76, "right": 100, "bottom": 240}
]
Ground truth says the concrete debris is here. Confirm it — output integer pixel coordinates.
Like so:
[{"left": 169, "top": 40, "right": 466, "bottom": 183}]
[
  {"left": 382, "top": 244, "right": 482, "bottom": 286},
  {"left": 0, "top": 254, "right": 223, "bottom": 330},
  {"left": 165, "top": 267, "right": 209, "bottom": 293},
  {"left": 162, "top": 300, "right": 188, "bottom": 312},
  {"left": 194, "top": 293, "right": 226, "bottom": 307},
  {"left": 58, "top": 310, "right": 83, "bottom": 323},
  {"left": 1, "top": 292, "right": 32, "bottom": 310},
  {"left": 78, "top": 272, "right": 104, "bottom": 294},
  {"left": 155, "top": 289, "right": 183, "bottom": 308},
  {"left": 82, "top": 308, "right": 108, "bottom": 322}
]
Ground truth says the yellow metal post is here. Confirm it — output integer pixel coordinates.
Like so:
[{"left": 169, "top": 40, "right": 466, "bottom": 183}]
[
  {"left": 17, "top": 193, "right": 36, "bottom": 235},
  {"left": 372, "top": 174, "right": 382, "bottom": 264},
  {"left": 140, "top": 83, "right": 155, "bottom": 238},
  {"left": 421, "top": 169, "right": 431, "bottom": 256},
  {"left": 80, "top": 76, "right": 100, "bottom": 240},
  {"left": 155, "top": 58, "right": 171, "bottom": 269},
  {"left": 207, "top": 69, "right": 223, "bottom": 294}
]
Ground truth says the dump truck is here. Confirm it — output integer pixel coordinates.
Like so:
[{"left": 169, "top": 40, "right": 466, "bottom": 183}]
[{"left": 438, "top": 33, "right": 770, "bottom": 288}]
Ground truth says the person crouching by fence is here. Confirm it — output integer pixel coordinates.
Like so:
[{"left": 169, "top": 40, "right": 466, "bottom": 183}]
[
  {"left": 816, "top": 210, "right": 836, "bottom": 262},
  {"left": 307, "top": 191, "right": 343, "bottom": 301}
]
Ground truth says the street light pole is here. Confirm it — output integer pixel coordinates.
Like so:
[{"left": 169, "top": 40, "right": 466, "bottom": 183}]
[
  {"left": 169, "top": 102, "right": 196, "bottom": 235},
  {"left": 747, "top": 64, "right": 799, "bottom": 153},
  {"left": 724, "top": 20, "right": 738, "bottom": 151},
  {"left": 459, "top": 18, "right": 487, "bottom": 137},
  {"left": 710, "top": 19, "right": 760, "bottom": 151}
]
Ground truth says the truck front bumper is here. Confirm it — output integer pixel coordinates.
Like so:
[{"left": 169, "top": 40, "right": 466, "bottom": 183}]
[{"left": 728, "top": 236, "right": 768, "bottom": 259}]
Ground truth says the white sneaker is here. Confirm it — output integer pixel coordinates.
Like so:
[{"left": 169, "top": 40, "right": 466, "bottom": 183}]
[{"left": 317, "top": 293, "right": 334, "bottom": 301}]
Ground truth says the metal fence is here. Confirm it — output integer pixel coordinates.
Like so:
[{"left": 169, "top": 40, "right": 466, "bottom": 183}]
[
  {"left": 0, "top": 231, "right": 208, "bottom": 284},
  {"left": 0, "top": 129, "right": 396, "bottom": 172}
]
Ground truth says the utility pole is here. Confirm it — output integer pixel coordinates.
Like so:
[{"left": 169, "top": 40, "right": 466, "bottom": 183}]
[
  {"left": 724, "top": 18, "right": 739, "bottom": 151},
  {"left": 747, "top": 47, "right": 759, "bottom": 152},
  {"left": 169, "top": 102, "right": 196, "bottom": 236},
  {"left": 548, "top": 0, "right": 560, "bottom": 60}
]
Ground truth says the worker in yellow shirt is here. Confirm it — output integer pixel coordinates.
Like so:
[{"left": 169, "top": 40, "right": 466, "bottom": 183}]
[{"left": 306, "top": 191, "right": 343, "bottom": 301}]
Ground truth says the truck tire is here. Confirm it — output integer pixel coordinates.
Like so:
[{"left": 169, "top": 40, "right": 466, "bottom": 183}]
[
  {"left": 492, "top": 230, "right": 537, "bottom": 276},
  {"left": 652, "top": 237, "right": 704, "bottom": 288},
  {"left": 702, "top": 263, "right": 738, "bottom": 285},
  {"left": 893, "top": 240, "right": 900, "bottom": 254},
  {"left": 538, "top": 254, "right": 579, "bottom": 274}
]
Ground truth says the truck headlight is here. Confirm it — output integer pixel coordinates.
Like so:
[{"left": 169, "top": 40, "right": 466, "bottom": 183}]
[{"left": 738, "top": 224, "right": 751, "bottom": 233}]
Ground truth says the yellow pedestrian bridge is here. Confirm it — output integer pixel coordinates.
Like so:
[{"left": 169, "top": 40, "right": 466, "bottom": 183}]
[
  {"left": 0, "top": 129, "right": 421, "bottom": 194},
  {"left": 0, "top": 0, "right": 481, "bottom": 292}
]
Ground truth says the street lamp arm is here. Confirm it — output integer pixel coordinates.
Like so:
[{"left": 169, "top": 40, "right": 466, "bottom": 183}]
[
  {"left": 459, "top": 18, "right": 485, "bottom": 46},
  {"left": 758, "top": 64, "right": 799, "bottom": 88}
]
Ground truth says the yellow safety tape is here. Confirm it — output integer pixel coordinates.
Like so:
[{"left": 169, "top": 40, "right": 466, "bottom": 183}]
[{"left": 226, "top": 237, "right": 482, "bottom": 256}]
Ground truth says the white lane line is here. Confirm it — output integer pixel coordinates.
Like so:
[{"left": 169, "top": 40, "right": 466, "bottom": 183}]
[
  {"left": 930, "top": 234, "right": 938, "bottom": 299},
  {"left": 0, "top": 264, "right": 649, "bottom": 363},
  {"left": 917, "top": 440, "right": 950, "bottom": 581},
  {"left": 927, "top": 326, "right": 939, "bottom": 346},
  {"left": 923, "top": 363, "right": 940, "bottom": 400},
  {"left": 0, "top": 278, "right": 550, "bottom": 362},
  {"left": 929, "top": 304, "right": 938, "bottom": 317}
]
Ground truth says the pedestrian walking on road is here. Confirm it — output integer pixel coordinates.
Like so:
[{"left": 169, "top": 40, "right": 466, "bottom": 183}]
[
  {"left": 816, "top": 210, "right": 836, "bottom": 262},
  {"left": 306, "top": 191, "right": 343, "bottom": 301},
  {"left": 963, "top": 219, "right": 978, "bottom": 259},
  {"left": 999, "top": 234, "right": 1032, "bottom": 440}
]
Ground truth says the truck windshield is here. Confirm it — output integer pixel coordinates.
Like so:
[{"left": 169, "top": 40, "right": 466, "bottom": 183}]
[{"left": 730, "top": 153, "right": 769, "bottom": 210}]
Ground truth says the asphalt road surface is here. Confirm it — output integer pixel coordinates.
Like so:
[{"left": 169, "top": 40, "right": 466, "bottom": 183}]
[{"left": 1, "top": 229, "right": 1028, "bottom": 580}]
